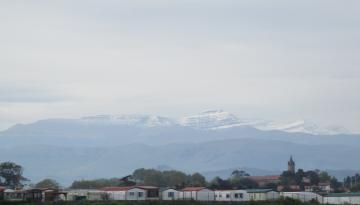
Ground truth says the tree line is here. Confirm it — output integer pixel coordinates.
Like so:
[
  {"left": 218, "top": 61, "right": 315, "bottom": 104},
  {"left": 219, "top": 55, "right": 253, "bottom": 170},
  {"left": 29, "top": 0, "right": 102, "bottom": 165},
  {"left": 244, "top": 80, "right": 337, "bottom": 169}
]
[{"left": 1, "top": 161, "right": 359, "bottom": 192}]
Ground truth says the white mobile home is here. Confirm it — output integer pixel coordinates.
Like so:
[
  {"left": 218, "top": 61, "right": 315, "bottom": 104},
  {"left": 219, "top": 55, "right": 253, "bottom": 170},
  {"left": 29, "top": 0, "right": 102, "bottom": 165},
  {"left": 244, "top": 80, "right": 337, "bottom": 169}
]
[
  {"left": 323, "top": 193, "right": 360, "bottom": 205},
  {"left": 102, "top": 187, "right": 131, "bottom": 200},
  {"left": 181, "top": 187, "right": 215, "bottom": 201},
  {"left": 102, "top": 186, "right": 159, "bottom": 201},
  {"left": 247, "top": 189, "right": 279, "bottom": 201},
  {"left": 161, "top": 188, "right": 180, "bottom": 200},
  {"left": 215, "top": 190, "right": 248, "bottom": 201},
  {"left": 281, "top": 192, "right": 323, "bottom": 203}
]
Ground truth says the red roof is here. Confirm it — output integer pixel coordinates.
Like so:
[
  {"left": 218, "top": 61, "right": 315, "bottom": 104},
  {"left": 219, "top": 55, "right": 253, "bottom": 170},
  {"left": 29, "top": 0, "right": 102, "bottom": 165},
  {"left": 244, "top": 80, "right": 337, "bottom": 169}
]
[
  {"left": 101, "top": 186, "right": 134, "bottom": 191},
  {"left": 136, "top": 186, "right": 158, "bottom": 190},
  {"left": 102, "top": 186, "right": 159, "bottom": 191},
  {"left": 182, "top": 187, "right": 207, "bottom": 192}
]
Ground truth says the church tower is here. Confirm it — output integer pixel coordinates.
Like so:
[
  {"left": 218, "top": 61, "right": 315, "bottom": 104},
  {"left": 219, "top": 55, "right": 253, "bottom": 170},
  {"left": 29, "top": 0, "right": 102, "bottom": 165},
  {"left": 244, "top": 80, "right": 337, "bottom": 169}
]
[{"left": 288, "top": 156, "right": 295, "bottom": 173}]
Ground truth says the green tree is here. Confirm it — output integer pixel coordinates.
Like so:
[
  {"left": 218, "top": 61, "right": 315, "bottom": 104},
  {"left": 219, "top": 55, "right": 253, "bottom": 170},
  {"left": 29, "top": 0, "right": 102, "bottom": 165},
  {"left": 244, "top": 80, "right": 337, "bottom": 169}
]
[
  {"left": 189, "top": 173, "right": 206, "bottom": 186},
  {"left": 35, "top": 178, "right": 60, "bottom": 189},
  {"left": 0, "top": 162, "right": 28, "bottom": 188},
  {"left": 280, "top": 171, "right": 296, "bottom": 187},
  {"left": 319, "top": 171, "right": 331, "bottom": 183},
  {"left": 306, "top": 171, "right": 320, "bottom": 185},
  {"left": 209, "top": 177, "right": 232, "bottom": 190},
  {"left": 231, "top": 178, "right": 258, "bottom": 189},
  {"left": 330, "top": 177, "right": 341, "bottom": 192},
  {"left": 162, "top": 170, "right": 189, "bottom": 188},
  {"left": 132, "top": 168, "right": 164, "bottom": 186},
  {"left": 231, "top": 170, "right": 250, "bottom": 179},
  {"left": 70, "top": 178, "right": 121, "bottom": 189}
]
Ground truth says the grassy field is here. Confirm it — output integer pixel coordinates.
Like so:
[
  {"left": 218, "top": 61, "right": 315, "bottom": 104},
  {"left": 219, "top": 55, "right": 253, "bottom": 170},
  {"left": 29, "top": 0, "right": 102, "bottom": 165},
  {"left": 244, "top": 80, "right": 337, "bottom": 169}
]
[{"left": 0, "top": 198, "right": 321, "bottom": 205}]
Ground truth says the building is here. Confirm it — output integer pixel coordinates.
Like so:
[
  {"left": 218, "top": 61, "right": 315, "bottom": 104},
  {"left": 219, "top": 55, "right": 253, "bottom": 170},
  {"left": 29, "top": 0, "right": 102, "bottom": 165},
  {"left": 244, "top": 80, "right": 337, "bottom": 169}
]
[
  {"left": 247, "top": 189, "right": 279, "bottom": 201},
  {"left": 67, "top": 189, "right": 108, "bottom": 201},
  {"left": 288, "top": 156, "right": 295, "bottom": 173},
  {"left": 23, "top": 188, "right": 44, "bottom": 201},
  {"left": 215, "top": 190, "right": 249, "bottom": 201},
  {"left": 323, "top": 192, "right": 360, "bottom": 205},
  {"left": 248, "top": 175, "right": 281, "bottom": 187},
  {"left": 181, "top": 187, "right": 215, "bottom": 201},
  {"left": 281, "top": 192, "right": 323, "bottom": 203},
  {"left": 161, "top": 188, "right": 180, "bottom": 200},
  {"left": 304, "top": 182, "right": 332, "bottom": 193},
  {"left": 102, "top": 186, "right": 159, "bottom": 200},
  {"left": 42, "top": 189, "right": 67, "bottom": 202},
  {"left": 102, "top": 186, "right": 132, "bottom": 200},
  {"left": 3, "top": 189, "right": 25, "bottom": 201}
]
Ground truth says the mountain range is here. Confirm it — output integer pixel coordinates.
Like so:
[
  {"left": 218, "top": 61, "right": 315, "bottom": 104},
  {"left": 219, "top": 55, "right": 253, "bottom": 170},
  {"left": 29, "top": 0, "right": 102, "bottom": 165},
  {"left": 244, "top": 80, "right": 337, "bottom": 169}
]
[{"left": 0, "top": 110, "right": 359, "bottom": 185}]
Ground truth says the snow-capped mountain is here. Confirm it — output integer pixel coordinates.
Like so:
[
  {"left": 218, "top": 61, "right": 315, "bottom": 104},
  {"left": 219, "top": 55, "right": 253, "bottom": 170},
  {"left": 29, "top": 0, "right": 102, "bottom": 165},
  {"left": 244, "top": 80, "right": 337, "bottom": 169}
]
[
  {"left": 255, "top": 120, "right": 350, "bottom": 135},
  {"left": 179, "top": 110, "right": 350, "bottom": 135},
  {"left": 80, "top": 114, "right": 175, "bottom": 127},
  {"left": 1, "top": 111, "right": 350, "bottom": 136},
  {"left": 180, "top": 110, "right": 242, "bottom": 130}
]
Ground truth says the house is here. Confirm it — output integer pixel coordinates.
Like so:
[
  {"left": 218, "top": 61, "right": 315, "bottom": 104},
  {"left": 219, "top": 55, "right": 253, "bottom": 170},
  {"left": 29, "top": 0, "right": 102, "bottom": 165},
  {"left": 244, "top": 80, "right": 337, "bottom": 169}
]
[
  {"left": 137, "top": 186, "right": 159, "bottom": 200},
  {"left": 3, "top": 189, "right": 25, "bottom": 201},
  {"left": 323, "top": 192, "right": 360, "bottom": 205},
  {"left": 181, "top": 187, "right": 215, "bottom": 201},
  {"left": 277, "top": 185, "right": 301, "bottom": 192},
  {"left": 215, "top": 190, "right": 249, "bottom": 201},
  {"left": 248, "top": 176, "right": 281, "bottom": 187},
  {"left": 281, "top": 192, "right": 323, "bottom": 203},
  {"left": 304, "top": 182, "right": 332, "bottom": 193},
  {"left": 24, "top": 188, "right": 44, "bottom": 201},
  {"left": 161, "top": 188, "right": 180, "bottom": 200},
  {"left": 247, "top": 189, "right": 279, "bottom": 201},
  {"left": 67, "top": 189, "right": 93, "bottom": 201},
  {"left": 102, "top": 186, "right": 159, "bottom": 200},
  {"left": 42, "top": 189, "right": 67, "bottom": 202},
  {"left": 102, "top": 187, "right": 132, "bottom": 200}
]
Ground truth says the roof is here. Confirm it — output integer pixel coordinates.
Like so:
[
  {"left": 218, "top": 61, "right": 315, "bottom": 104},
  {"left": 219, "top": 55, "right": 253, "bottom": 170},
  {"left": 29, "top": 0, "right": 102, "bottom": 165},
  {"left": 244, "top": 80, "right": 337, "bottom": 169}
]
[
  {"left": 325, "top": 192, "right": 360, "bottom": 197},
  {"left": 136, "top": 186, "right": 159, "bottom": 190},
  {"left": 101, "top": 186, "right": 158, "bottom": 192},
  {"left": 101, "top": 186, "right": 134, "bottom": 191},
  {"left": 182, "top": 187, "right": 208, "bottom": 192},
  {"left": 246, "top": 189, "right": 274, "bottom": 193}
]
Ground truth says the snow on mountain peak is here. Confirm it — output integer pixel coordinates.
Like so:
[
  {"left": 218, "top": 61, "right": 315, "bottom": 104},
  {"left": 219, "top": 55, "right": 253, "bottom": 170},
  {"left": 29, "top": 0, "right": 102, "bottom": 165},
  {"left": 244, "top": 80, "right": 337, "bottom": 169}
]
[
  {"left": 180, "top": 110, "right": 242, "bottom": 129},
  {"left": 78, "top": 111, "right": 350, "bottom": 135},
  {"left": 80, "top": 114, "right": 175, "bottom": 127}
]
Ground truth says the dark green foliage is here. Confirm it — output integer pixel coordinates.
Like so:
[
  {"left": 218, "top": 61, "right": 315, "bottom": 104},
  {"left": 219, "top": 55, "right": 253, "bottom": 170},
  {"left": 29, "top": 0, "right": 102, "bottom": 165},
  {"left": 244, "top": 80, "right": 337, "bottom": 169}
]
[
  {"left": 344, "top": 173, "right": 360, "bottom": 191},
  {"left": 132, "top": 168, "right": 206, "bottom": 188},
  {"left": 35, "top": 178, "right": 60, "bottom": 189},
  {"left": 70, "top": 178, "right": 122, "bottom": 189},
  {"left": 0, "top": 161, "right": 28, "bottom": 188}
]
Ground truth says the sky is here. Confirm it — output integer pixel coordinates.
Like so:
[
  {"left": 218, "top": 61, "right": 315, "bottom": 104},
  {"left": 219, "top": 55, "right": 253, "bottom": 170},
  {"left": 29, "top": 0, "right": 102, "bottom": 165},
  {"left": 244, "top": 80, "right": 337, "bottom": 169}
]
[{"left": 0, "top": 0, "right": 359, "bottom": 132}]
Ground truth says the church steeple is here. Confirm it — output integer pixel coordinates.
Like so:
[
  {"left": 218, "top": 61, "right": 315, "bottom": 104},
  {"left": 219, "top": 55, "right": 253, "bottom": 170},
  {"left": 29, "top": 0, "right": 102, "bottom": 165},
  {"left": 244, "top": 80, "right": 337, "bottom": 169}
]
[{"left": 288, "top": 156, "right": 295, "bottom": 173}]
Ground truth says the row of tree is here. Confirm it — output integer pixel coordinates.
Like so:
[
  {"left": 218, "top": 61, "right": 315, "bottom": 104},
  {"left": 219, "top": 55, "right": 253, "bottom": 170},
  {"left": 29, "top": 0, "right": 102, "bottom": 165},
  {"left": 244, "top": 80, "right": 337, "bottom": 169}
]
[
  {"left": 3, "top": 161, "right": 356, "bottom": 193},
  {"left": 344, "top": 173, "right": 360, "bottom": 192}
]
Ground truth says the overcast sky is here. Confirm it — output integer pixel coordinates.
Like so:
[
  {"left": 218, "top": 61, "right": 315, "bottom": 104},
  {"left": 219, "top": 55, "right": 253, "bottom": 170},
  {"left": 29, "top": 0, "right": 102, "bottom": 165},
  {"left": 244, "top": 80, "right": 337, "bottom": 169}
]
[{"left": 0, "top": 0, "right": 359, "bottom": 132}]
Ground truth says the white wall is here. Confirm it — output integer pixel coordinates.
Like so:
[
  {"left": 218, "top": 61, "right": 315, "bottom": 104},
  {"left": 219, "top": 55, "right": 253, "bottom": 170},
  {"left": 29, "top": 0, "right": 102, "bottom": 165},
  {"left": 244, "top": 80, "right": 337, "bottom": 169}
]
[
  {"left": 196, "top": 189, "right": 215, "bottom": 201},
  {"left": 125, "top": 188, "right": 147, "bottom": 201},
  {"left": 162, "top": 189, "right": 179, "bottom": 200},
  {"left": 281, "top": 192, "right": 322, "bottom": 203},
  {"left": 324, "top": 196, "right": 360, "bottom": 205},
  {"left": 106, "top": 191, "right": 126, "bottom": 200},
  {"left": 215, "top": 190, "right": 248, "bottom": 201}
]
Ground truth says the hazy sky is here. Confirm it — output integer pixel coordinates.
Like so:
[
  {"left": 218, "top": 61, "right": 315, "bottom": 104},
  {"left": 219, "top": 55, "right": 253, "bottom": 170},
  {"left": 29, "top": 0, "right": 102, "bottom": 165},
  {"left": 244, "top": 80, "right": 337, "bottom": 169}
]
[{"left": 0, "top": 0, "right": 359, "bottom": 132}]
